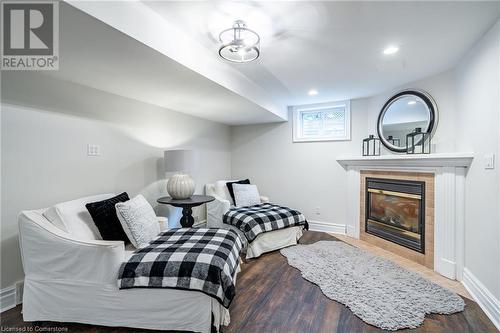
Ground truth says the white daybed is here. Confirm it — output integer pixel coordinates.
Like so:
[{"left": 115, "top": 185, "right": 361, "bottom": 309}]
[
  {"left": 206, "top": 181, "right": 304, "bottom": 258},
  {"left": 18, "top": 194, "right": 232, "bottom": 333}
]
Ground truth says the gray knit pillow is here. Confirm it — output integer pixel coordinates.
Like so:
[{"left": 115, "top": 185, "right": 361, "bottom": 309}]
[
  {"left": 233, "top": 184, "right": 261, "bottom": 207},
  {"left": 115, "top": 195, "right": 160, "bottom": 248}
]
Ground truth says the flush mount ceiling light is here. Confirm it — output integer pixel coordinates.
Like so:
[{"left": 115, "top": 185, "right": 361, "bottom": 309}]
[
  {"left": 383, "top": 45, "right": 399, "bottom": 55},
  {"left": 219, "top": 20, "right": 260, "bottom": 63},
  {"left": 308, "top": 89, "right": 318, "bottom": 96}
]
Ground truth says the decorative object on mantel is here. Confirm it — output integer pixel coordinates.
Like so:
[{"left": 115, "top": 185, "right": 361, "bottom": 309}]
[
  {"left": 406, "top": 127, "right": 431, "bottom": 154},
  {"left": 387, "top": 135, "right": 400, "bottom": 146},
  {"left": 362, "top": 135, "right": 380, "bottom": 156},
  {"left": 281, "top": 241, "right": 465, "bottom": 330},
  {"left": 377, "top": 89, "right": 437, "bottom": 153},
  {"left": 164, "top": 149, "right": 196, "bottom": 200}
]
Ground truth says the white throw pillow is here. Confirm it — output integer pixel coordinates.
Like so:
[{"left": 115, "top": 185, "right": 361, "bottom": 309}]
[
  {"left": 43, "top": 193, "right": 115, "bottom": 239},
  {"left": 215, "top": 180, "right": 234, "bottom": 203},
  {"left": 233, "top": 184, "right": 261, "bottom": 207},
  {"left": 115, "top": 195, "right": 160, "bottom": 248}
]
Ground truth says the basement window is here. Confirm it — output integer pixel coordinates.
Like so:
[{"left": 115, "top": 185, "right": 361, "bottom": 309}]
[{"left": 292, "top": 100, "right": 351, "bottom": 142}]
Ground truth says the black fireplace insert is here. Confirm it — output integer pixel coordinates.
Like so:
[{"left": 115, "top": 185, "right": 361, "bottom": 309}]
[{"left": 365, "top": 177, "right": 425, "bottom": 253}]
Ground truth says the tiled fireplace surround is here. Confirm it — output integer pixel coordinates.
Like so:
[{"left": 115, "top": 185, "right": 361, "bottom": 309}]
[
  {"left": 337, "top": 153, "right": 473, "bottom": 281},
  {"left": 360, "top": 170, "right": 434, "bottom": 269}
]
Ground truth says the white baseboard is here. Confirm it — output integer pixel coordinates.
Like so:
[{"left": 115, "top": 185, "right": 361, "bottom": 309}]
[
  {"left": 1, "top": 286, "right": 16, "bottom": 313},
  {"left": 462, "top": 268, "right": 500, "bottom": 330},
  {"left": 16, "top": 280, "right": 24, "bottom": 305},
  {"left": 308, "top": 220, "right": 346, "bottom": 235},
  {"left": 1, "top": 281, "right": 23, "bottom": 313}
]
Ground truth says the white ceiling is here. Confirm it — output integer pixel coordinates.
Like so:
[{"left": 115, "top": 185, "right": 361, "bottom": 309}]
[
  {"left": 39, "top": 1, "right": 500, "bottom": 125},
  {"left": 144, "top": 1, "right": 500, "bottom": 106},
  {"left": 42, "top": 2, "right": 285, "bottom": 125}
]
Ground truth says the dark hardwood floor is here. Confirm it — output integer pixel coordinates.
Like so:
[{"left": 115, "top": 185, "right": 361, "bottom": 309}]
[{"left": 1, "top": 231, "right": 497, "bottom": 333}]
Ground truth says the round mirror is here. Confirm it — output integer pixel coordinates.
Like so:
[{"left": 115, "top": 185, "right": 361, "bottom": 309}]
[{"left": 377, "top": 89, "right": 437, "bottom": 152}]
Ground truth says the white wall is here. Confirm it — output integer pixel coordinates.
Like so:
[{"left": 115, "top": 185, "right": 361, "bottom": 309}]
[
  {"left": 1, "top": 18, "right": 499, "bottom": 317},
  {"left": 454, "top": 19, "right": 500, "bottom": 299},
  {"left": 231, "top": 100, "right": 368, "bottom": 230},
  {"left": 231, "top": 19, "right": 500, "bottom": 316},
  {"left": 231, "top": 70, "right": 459, "bottom": 231},
  {"left": 1, "top": 72, "right": 232, "bottom": 289},
  {"left": 365, "top": 70, "right": 458, "bottom": 154}
]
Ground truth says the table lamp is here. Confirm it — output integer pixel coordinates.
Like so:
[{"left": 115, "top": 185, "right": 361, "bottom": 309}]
[{"left": 164, "top": 149, "right": 195, "bottom": 200}]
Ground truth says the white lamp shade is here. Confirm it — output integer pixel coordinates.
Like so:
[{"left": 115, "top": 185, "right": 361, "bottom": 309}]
[{"left": 164, "top": 149, "right": 195, "bottom": 173}]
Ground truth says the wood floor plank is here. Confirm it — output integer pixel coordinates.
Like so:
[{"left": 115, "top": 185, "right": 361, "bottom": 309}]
[{"left": 0, "top": 231, "right": 497, "bottom": 333}]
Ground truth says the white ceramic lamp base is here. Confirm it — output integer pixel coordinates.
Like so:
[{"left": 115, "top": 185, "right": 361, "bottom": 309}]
[{"left": 167, "top": 173, "right": 195, "bottom": 199}]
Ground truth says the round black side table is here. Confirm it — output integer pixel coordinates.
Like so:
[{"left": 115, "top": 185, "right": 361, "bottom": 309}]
[{"left": 157, "top": 195, "right": 215, "bottom": 228}]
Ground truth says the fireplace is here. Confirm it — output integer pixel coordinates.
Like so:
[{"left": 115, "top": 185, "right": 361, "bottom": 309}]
[{"left": 365, "top": 178, "right": 425, "bottom": 253}]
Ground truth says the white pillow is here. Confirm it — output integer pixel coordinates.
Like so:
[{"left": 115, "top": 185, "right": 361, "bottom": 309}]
[
  {"left": 233, "top": 184, "right": 261, "bottom": 207},
  {"left": 215, "top": 180, "right": 234, "bottom": 203},
  {"left": 115, "top": 195, "right": 160, "bottom": 248},
  {"left": 43, "top": 193, "right": 115, "bottom": 239}
]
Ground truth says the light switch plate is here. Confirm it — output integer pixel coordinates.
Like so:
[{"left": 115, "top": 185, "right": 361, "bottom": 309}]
[
  {"left": 87, "top": 144, "right": 100, "bottom": 156},
  {"left": 484, "top": 154, "right": 495, "bottom": 169}
]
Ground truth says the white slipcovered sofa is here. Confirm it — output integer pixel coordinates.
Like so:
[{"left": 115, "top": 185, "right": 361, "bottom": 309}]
[
  {"left": 18, "top": 193, "right": 229, "bottom": 333},
  {"left": 206, "top": 180, "right": 304, "bottom": 258}
]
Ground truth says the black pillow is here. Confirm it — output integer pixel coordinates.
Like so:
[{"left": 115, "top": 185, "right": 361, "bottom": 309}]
[
  {"left": 86, "top": 192, "right": 130, "bottom": 243},
  {"left": 226, "top": 179, "right": 250, "bottom": 204}
]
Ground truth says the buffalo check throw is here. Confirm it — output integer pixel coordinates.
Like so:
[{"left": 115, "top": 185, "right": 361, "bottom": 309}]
[
  {"left": 223, "top": 203, "right": 308, "bottom": 242},
  {"left": 118, "top": 228, "right": 243, "bottom": 308}
]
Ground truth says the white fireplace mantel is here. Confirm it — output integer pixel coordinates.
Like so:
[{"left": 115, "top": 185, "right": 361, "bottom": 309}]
[
  {"left": 336, "top": 152, "right": 474, "bottom": 281},
  {"left": 337, "top": 152, "right": 474, "bottom": 168}
]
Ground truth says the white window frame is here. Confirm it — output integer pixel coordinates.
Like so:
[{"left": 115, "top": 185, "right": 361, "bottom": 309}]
[{"left": 292, "top": 100, "right": 351, "bottom": 142}]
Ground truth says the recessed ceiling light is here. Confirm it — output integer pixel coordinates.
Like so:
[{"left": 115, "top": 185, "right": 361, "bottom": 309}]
[
  {"left": 408, "top": 100, "right": 417, "bottom": 105},
  {"left": 383, "top": 46, "right": 399, "bottom": 55},
  {"left": 308, "top": 89, "right": 318, "bottom": 96}
]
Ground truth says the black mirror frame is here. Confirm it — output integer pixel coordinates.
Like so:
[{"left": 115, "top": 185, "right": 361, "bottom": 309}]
[{"left": 377, "top": 89, "right": 438, "bottom": 153}]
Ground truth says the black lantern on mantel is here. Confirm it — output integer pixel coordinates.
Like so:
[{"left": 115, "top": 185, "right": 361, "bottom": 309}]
[
  {"left": 387, "top": 135, "right": 401, "bottom": 147},
  {"left": 362, "top": 135, "right": 380, "bottom": 156},
  {"left": 406, "top": 127, "right": 431, "bottom": 154}
]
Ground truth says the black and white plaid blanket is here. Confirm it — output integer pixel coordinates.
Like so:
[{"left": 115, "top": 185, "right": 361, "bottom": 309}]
[
  {"left": 118, "top": 228, "right": 243, "bottom": 308},
  {"left": 223, "top": 203, "right": 308, "bottom": 242}
]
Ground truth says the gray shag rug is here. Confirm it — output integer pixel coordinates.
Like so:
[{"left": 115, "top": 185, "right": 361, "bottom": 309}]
[{"left": 280, "top": 241, "right": 465, "bottom": 330}]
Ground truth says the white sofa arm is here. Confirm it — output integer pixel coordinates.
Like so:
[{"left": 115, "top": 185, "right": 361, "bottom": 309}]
[
  {"left": 206, "top": 195, "right": 231, "bottom": 228},
  {"left": 157, "top": 216, "right": 168, "bottom": 231},
  {"left": 19, "top": 211, "right": 125, "bottom": 285},
  {"left": 260, "top": 195, "right": 270, "bottom": 203}
]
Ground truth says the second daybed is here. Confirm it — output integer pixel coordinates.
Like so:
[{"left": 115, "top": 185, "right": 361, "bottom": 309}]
[{"left": 206, "top": 180, "right": 308, "bottom": 258}]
